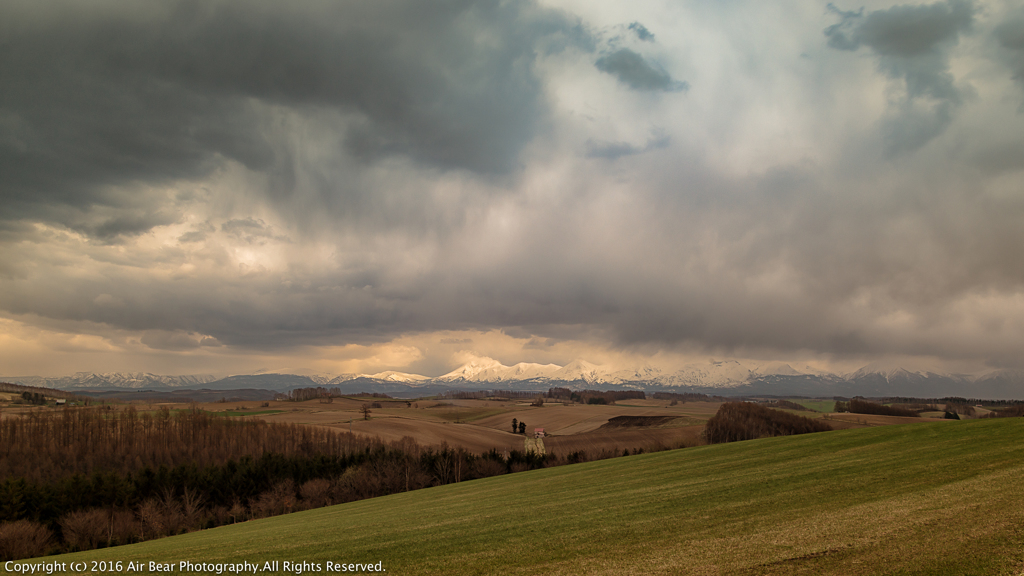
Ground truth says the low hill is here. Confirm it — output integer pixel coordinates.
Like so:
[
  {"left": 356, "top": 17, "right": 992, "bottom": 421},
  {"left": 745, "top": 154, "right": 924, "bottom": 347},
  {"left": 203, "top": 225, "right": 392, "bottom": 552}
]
[{"left": 33, "top": 419, "right": 1024, "bottom": 575}]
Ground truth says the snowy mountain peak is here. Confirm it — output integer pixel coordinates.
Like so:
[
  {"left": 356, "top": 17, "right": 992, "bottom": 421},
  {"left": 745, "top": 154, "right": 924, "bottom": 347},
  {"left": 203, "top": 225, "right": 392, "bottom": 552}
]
[
  {"left": 361, "top": 371, "right": 430, "bottom": 383},
  {"left": 847, "top": 362, "right": 930, "bottom": 381},
  {"left": 753, "top": 362, "right": 802, "bottom": 377},
  {"left": 552, "top": 359, "right": 605, "bottom": 383},
  {"left": 438, "top": 357, "right": 564, "bottom": 382},
  {"left": 504, "top": 362, "right": 561, "bottom": 380},
  {"left": 438, "top": 357, "right": 510, "bottom": 382}
]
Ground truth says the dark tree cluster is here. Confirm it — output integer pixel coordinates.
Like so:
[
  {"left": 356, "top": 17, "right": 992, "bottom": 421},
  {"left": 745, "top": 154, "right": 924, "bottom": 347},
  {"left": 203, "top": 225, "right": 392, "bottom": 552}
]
[
  {"left": 874, "top": 396, "right": 1021, "bottom": 408},
  {"left": 275, "top": 388, "right": 396, "bottom": 402},
  {"left": 275, "top": 387, "right": 342, "bottom": 402},
  {"left": 833, "top": 398, "right": 918, "bottom": 417},
  {"left": 545, "top": 388, "right": 646, "bottom": 404},
  {"left": 702, "top": 402, "right": 833, "bottom": 444},
  {"left": 574, "top": 390, "right": 646, "bottom": 405},
  {"left": 19, "top": 393, "right": 46, "bottom": 406},
  {"left": 763, "top": 399, "right": 811, "bottom": 411}
]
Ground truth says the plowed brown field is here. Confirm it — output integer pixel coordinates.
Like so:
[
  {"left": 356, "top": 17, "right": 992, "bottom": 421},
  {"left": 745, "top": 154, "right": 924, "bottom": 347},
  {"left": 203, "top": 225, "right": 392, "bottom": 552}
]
[
  {"left": 180, "top": 396, "right": 719, "bottom": 455},
  {"left": 108, "top": 396, "right": 946, "bottom": 456}
]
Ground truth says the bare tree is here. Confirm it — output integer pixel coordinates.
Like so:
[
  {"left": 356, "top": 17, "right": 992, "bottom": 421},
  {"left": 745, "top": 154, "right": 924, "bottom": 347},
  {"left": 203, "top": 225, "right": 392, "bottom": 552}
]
[
  {"left": 59, "top": 509, "right": 108, "bottom": 551},
  {"left": 299, "top": 479, "right": 331, "bottom": 509},
  {"left": 181, "top": 486, "right": 206, "bottom": 531},
  {"left": 0, "top": 520, "right": 52, "bottom": 561}
]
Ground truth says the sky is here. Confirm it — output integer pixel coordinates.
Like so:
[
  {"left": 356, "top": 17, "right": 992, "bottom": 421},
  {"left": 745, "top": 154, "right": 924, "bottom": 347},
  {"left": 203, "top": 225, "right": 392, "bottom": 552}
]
[{"left": 2, "top": 0, "right": 1024, "bottom": 378}]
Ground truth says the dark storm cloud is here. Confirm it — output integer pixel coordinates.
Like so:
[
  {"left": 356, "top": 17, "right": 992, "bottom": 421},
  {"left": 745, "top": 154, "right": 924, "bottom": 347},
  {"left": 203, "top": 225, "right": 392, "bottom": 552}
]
[
  {"left": 628, "top": 22, "right": 655, "bottom": 42},
  {"left": 77, "top": 210, "right": 183, "bottom": 244},
  {"left": 585, "top": 132, "right": 671, "bottom": 160},
  {"left": 995, "top": 15, "right": 1024, "bottom": 105},
  {"left": 595, "top": 49, "right": 688, "bottom": 92},
  {"left": 221, "top": 218, "right": 288, "bottom": 244},
  {"left": 826, "top": 0, "right": 974, "bottom": 152},
  {"left": 827, "top": 0, "right": 972, "bottom": 58},
  {"left": 0, "top": 0, "right": 588, "bottom": 237}
]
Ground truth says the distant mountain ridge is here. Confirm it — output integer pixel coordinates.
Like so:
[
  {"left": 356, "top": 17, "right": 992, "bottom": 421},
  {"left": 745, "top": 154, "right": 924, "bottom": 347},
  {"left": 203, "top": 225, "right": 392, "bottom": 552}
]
[
  {"left": 4, "top": 372, "right": 219, "bottom": 390},
  {"left": 5, "top": 359, "right": 1024, "bottom": 399}
]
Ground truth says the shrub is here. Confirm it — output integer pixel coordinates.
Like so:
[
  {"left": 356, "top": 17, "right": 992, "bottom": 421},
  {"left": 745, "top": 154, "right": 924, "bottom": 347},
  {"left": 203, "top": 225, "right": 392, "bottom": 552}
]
[
  {"left": 59, "top": 509, "right": 109, "bottom": 551},
  {"left": 299, "top": 479, "right": 332, "bottom": 509},
  {"left": 0, "top": 520, "right": 52, "bottom": 561}
]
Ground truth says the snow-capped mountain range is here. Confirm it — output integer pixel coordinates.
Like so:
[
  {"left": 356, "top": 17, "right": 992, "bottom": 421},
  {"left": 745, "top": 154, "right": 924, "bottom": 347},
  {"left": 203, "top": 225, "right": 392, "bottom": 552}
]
[
  {"left": 5, "top": 358, "right": 1024, "bottom": 398},
  {"left": 5, "top": 372, "right": 220, "bottom": 389},
  {"left": 433, "top": 356, "right": 827, "bottom": 388}
]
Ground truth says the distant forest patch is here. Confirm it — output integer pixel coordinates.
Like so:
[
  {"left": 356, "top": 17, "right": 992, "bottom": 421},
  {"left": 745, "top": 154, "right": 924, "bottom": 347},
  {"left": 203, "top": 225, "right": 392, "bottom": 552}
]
[
  {"left": 703, "top": 402, "right": 832, "bottom": 444},
  {"left": 833, "top": 398, "right": 918, "bottom": 417}
]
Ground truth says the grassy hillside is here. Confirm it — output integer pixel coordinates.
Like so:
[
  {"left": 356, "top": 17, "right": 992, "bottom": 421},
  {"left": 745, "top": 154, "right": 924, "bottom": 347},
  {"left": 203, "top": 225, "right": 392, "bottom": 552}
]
[{"left": 33, "top": 418, "right": 1024, "bottom": 575}]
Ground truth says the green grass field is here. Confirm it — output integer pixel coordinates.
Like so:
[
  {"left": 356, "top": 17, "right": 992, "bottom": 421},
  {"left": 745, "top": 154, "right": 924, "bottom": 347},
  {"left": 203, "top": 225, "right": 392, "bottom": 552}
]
[
  {"left": 788, "top": 398, "right": 837, "bottom": 413},
  {"left": 29, "top": 418, "right": 1024, "bottom": 575},
  {"left": 219, "top": 410, "right": 286, "bottom": 417}
]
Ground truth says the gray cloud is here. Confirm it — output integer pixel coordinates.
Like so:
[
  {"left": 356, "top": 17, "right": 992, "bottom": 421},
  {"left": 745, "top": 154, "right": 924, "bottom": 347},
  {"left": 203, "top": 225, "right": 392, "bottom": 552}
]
[
  {"left": 178, "top": 222, "right": 216, "bottom": 244},
  {"left": 585, "top": 132, "right": 671, "bottom": 160},
  {"left": 995, "top": 15, "right": 1024, "bottom": 106},
  {"left": 595, "top": 49, "right": 688, "bottom": 92},
  {"left": 2, "top": 1, "right": 1024, "bottom": 375},
  {"left": 0, "top": 0, "right": 589, "bottom": 238},
  {"left": 221, "top": 218, "right": 289, "bottom": 245},
  {"left": 826, "top": 0, "right": 974, "bottom": 152},
  {"left": 827, "top": 0, "right": 973, "bottom": 58},
  {"left": 141, "top": 330, "right": 222, "bottom": 351},
  {"left": 628, "top": 22, "right": 655, "bottom": 42}
]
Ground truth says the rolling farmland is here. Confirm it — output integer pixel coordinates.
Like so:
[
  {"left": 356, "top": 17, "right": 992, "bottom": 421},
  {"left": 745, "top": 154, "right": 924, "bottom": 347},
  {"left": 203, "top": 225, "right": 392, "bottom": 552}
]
[{"left": 32, "top": 417, "right": 1024, "bottom": 575}]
